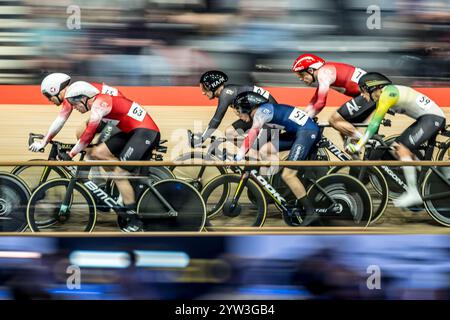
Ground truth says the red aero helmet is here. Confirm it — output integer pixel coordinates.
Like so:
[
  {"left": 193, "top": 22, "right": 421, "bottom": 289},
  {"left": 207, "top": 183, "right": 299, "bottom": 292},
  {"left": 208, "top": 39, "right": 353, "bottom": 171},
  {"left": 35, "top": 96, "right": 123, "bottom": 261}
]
[{"left": 292, "top": 54, "right": 325, "bottom": 72}]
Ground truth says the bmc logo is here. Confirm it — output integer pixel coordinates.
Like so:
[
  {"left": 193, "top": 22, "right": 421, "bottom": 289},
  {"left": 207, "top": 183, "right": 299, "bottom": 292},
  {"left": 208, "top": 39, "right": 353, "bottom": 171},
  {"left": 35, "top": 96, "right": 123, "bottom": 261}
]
[{"left": 83, "top": 181, "right": 118, "bottom": 207}]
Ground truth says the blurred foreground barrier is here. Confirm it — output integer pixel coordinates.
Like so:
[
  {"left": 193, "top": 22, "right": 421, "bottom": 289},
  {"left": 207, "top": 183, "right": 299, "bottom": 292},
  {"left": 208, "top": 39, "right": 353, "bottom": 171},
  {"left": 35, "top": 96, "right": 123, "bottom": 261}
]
[{"left": 1, "top": 160, "right": 450, "bottom": 167}]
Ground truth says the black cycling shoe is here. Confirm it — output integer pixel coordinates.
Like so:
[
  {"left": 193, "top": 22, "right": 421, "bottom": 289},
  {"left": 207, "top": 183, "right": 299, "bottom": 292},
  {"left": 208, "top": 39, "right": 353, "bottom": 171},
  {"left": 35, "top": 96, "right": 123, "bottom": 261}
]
[
  {"left": 282, "top": 207, "right": 302, "bottom": 226},
  {"left": 119, "top": 210, "right": 144, "bottom": 232},
  {"left": 300, "top": 212, "right": 321, "bottom": 227}
]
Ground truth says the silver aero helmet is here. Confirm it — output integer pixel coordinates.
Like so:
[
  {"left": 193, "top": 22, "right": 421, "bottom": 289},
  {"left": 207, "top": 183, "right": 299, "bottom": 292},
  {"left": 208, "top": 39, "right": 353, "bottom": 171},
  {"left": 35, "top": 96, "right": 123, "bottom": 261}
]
[
  {"left": 65, "top": 81, "right": 100, "bottom": 108},
  {"left": 40, "top": 73, "right": 71, "bottom": 105}
]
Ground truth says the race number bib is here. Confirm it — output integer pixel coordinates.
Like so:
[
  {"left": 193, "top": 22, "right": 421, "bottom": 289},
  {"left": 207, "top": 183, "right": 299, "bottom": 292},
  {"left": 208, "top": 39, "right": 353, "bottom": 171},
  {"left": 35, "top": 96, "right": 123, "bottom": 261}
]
[
  {"left": 416, "top": 95, "right": 434, "bottom": 110},
  {"left": 288, "top": 108, "right": 308, "bottom": 126},
  {"left": 253, "top": 86, "right": 270, "bottom": 99},
  {"left": 102, "top": 84, "right": 119, "bottom": 96},
  {"left": 127, "top": 102, "right": 146, "bottom": 122},
  {"left": 351, "top": 68, "right": 367, "bottom": 84}
]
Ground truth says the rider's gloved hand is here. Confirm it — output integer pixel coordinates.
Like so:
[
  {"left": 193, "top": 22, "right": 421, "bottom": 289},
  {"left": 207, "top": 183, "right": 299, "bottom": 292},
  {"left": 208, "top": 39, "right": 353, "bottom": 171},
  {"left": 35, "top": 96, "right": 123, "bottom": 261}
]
[
  {"left": 190, "top": 133, "right": 203, "bottom": 148},
  {"left": 345, "top": 143, "right": 361, "bottom": 155},
  {"left": 29, "top": 140, "right": 46, "bottom": 152}
]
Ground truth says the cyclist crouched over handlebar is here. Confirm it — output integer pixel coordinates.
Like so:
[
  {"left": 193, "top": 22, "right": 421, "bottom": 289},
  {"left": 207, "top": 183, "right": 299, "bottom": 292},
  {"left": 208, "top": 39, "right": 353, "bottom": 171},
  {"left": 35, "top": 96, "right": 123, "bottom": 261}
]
[
  {"left": 232, "top": 92, "right": 321, "bottom": 226},
  {"left": 346, "top": 72, "right": 446, "bottom": 208},
  {"left": 56, "top": 81, "right": 160, "bottom": 232}
]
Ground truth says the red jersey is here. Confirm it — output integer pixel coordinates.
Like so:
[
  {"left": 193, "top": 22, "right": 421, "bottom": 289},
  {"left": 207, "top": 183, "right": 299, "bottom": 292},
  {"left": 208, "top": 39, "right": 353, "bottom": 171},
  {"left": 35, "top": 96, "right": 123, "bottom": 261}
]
[
  {"left": 69, "top": 94, "right": 159, "bottom": 157},
  {"left": 306, "top": 62, "right": 367, "bottom": 116}
]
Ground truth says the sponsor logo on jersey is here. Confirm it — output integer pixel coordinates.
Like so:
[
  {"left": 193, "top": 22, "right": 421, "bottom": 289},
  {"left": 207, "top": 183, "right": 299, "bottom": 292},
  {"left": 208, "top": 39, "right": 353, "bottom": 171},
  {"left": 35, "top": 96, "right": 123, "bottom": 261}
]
[
  {"left": 121, "top": 147, "right": 134, "bottom": 160},
  {"left": 345, "top": 99, "right": 362, "bottom": 116},
  {"left": 409, "top": 128, "right": 424, "bottom": 146},
  {"left": 225, "top": 89, "right": 234, "bottom": 95}
]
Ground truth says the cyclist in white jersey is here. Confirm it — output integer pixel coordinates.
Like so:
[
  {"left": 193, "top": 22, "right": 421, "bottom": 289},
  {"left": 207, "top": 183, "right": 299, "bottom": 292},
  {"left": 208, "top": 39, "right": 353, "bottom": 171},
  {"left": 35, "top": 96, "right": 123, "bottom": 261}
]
[{"left": 346, "top": 72, "right": 446, "bottom": 208}]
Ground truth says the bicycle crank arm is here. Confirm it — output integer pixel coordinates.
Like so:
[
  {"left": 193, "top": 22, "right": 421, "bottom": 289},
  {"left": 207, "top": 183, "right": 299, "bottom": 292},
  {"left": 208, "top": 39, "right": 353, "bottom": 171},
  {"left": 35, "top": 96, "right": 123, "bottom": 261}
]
[
  {"left": 314, "top": 203, "right": 343, "bottom": 215},
  {"left": 139, "top": 211, "right": 178, "bottom": 219}
]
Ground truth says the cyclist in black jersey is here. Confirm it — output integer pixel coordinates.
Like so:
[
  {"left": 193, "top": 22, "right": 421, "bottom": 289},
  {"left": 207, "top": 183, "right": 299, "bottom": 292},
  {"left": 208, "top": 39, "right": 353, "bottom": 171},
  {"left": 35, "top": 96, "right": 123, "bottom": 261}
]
[{"left": 192, "top": 70, "right": 278, "bottom": 148}]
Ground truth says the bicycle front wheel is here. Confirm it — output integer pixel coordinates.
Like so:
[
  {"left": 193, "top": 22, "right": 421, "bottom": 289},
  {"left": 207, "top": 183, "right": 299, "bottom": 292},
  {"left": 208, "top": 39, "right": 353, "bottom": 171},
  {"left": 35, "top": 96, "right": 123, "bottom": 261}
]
[
  {"left": 307, "top": 174, "right": 373, "bottom": 227},
  {"left": 170, "top": 151, "right": 227, "bottom": 191},
  {"left": 27, "top": 179, "right": 97, "bottom": 232},
  {"left": 11, "top": 163, "right": 68, "bottom": 192},
  {"left": 201, "top": 174, "right": 267, "bottom": 229},
  {"left": 137, "top": 179, "right": 206, "bottom": 232}
]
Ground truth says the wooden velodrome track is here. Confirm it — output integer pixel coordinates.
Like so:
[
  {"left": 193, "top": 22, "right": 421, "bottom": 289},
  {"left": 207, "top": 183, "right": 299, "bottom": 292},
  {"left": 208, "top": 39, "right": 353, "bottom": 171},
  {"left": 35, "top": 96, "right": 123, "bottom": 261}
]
[{"left": 1, "top": 86, "right": 449, "bottom": 234}]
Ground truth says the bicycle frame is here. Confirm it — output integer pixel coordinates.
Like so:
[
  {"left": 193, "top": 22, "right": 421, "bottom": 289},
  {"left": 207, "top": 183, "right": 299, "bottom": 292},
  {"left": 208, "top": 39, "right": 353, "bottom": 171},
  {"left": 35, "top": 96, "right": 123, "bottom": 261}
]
[
  {"left": 229, "top": 167, "right": 339, "bottom": 215},
  {"left": 55, "top": 153, "right": 179, "bottom": 219}
]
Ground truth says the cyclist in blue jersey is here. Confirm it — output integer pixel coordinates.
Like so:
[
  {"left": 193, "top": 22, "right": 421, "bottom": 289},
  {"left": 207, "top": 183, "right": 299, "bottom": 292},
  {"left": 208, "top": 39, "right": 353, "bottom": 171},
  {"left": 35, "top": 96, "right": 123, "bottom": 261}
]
[{"left": 232, "top": 91, "right": 321, "bottom": 226}]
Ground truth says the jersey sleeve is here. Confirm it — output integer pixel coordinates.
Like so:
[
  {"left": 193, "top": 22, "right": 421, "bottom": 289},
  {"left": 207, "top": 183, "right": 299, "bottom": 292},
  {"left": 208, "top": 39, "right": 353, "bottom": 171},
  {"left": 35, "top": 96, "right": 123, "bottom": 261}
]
[
  {"left": 309, "top": 65, "right": 336, "bottom": 115},
  {"left": 42, "top": 100, "right": 73, "bottom": 144},
  {"left": 235, "top": 105, "right": 272, "bottom": 160},
  {"left": 68, "top": 97, "right": 112, "bottom": 157},
  {"left": 202, "top": 90, "right": 235, "bottom": 140},
  {"left": 356, "top": 85, "right": 399, "bottom": 148}
]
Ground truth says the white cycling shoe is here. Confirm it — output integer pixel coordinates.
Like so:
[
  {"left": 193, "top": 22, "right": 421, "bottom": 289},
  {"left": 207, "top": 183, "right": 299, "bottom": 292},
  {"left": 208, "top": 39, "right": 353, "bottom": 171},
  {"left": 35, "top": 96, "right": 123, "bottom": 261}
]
[{"left": 393, "top": 189, "right": 423, "bottom": 208}]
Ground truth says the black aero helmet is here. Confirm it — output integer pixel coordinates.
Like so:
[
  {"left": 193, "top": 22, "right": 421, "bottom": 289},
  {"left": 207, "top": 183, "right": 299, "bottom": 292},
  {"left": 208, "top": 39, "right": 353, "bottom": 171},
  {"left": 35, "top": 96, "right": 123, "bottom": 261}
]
[
  {"left": 233, "top": 91, "right": 269, "bottom": 114},
  {"left": 200, "top": 70, "right": 228, "bottom": 93},
  {"left": 358, "top": 72, "right": 392, "bottom": 94}
]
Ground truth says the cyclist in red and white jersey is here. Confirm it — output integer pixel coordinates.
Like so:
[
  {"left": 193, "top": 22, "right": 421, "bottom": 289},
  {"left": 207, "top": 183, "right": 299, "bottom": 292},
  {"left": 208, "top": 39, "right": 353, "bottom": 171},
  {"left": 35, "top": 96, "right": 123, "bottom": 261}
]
[
  {"left": 41, "top": 80, "right": 160, "bottom": 232},
  {"left": 291, "top": 54, "right": 375, "bottom": 145},
  {"left": 30, "top": 73, "right": 124, "bottom": 152}
]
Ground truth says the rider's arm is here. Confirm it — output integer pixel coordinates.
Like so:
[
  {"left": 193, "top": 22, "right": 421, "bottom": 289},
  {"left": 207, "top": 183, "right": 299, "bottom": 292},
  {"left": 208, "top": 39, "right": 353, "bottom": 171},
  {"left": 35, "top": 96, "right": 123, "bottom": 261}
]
[
  {"left": 42, "top": 100, "right": 73, "bottom": 144},
  {"left": 201, "top": 92, "right": 234, "bottom": 141},
  {"left": 68, "top": 97, "right": 112, "bottom": 158},
  {"left": 356, "top": 85, "right": 399, "bottom": 148},
  {"left": 307, "top": 65, "right": 336, "bottom": 117},
  {"left": 235, "top": 106, "right": 272, "bottom": 161}
]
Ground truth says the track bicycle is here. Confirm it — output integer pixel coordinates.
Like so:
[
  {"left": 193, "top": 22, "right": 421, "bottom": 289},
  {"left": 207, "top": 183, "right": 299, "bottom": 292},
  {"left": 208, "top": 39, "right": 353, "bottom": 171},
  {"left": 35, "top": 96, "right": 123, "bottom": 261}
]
[
  {"left": 13, "top": 127, "right": 174, "bottom": 192},
  {"left": 364, "top": 130, "right": 450, "bottom": 227},
  {"left": 200, "top": 148, "right": 373, "bottom": 229},
  {"left": 26, "top": 141, "right": 207, "bottom": 232}
]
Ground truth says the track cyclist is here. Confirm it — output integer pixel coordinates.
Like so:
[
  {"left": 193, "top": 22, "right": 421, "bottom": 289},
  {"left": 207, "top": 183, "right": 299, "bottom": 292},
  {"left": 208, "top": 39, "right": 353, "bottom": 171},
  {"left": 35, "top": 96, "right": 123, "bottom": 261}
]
[
  {"left": 346, "top": 72, "right": 446, "bottom": 208},
  {"left": 192, "top": 70, "right": 278, "bottom": 149},
  {"left": 291, "top": 53, "right": 374, "bottom": 147},
  {"left": 31, "top": 73, "right": 125, "bottom": 151},
  {"left": 54, "top": 81, "right": 160, "bottom": 232},
  {"left": 232, "top": 91, "right": 321, "bottom": 226}
]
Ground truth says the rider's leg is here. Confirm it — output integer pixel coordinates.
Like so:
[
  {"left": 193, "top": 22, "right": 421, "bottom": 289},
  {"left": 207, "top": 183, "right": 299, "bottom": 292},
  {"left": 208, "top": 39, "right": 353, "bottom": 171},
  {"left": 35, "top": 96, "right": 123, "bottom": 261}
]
[
  {"left": 392, "top": 115, "right": 446, "bottom": 207},
  {"left": 329, "top": 111, "right": 361, "bottom": 140},
  {"left": 330, "top": 95, "right": 376, "bottom": 142},
  {"left": 282, "top": 127, "right": 320, "bottom": 225},
  {"left": 89, "top": 143, "right": 136, "bottom": 206},
  {"left": 392, "top": 142, "right": 423, "bottom": 207}
]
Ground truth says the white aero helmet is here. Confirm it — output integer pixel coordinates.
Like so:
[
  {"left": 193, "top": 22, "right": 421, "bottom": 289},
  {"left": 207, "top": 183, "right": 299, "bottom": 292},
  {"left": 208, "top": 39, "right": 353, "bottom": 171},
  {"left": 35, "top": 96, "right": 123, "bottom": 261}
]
[
  {"left": 41, "top": 73, "right": 71, "bottom": 102},
  {"left": 65, "top": 81, "right": 100, "bottom": 105}
]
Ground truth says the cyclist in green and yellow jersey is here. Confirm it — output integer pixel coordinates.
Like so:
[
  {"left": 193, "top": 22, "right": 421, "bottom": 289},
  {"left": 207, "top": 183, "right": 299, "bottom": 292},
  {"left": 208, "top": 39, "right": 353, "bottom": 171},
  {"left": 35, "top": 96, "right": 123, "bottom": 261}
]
[{"left": 346, "top": 72, "right": 446, "bottom": 208}]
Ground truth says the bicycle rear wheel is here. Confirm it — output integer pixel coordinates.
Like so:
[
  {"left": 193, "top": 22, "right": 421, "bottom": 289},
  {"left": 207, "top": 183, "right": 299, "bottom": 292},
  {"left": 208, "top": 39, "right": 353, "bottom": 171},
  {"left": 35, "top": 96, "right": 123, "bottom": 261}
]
[
  {"left": 137, "top": 179, "right": 206, "bottom": 232},
  {"left": 422, "top": 168, "right": 450, "bottom": 226},
  {"left": 0, "top": 173, "right": 30, "bottom": 232},
  {"left": 27, "top": 179, "right": 97, "bottom": 232},
  {"left": 327, "top": 166, "right": 388, "bottom": 223},
  {"left": 307, "top": 174, "right": 373, "bottom": 227},
  {"left": 201, "top": 174, "right": 267, "bottom": 229}
]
